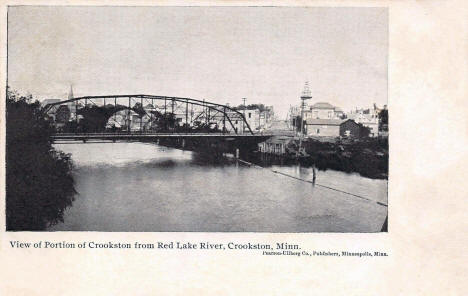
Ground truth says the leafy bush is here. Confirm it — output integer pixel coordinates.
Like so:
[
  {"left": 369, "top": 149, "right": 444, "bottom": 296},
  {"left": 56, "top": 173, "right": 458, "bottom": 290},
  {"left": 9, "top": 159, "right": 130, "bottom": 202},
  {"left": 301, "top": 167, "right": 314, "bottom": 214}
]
[{"left": 6, "top": 89, "right": 76, "bottom": 230}]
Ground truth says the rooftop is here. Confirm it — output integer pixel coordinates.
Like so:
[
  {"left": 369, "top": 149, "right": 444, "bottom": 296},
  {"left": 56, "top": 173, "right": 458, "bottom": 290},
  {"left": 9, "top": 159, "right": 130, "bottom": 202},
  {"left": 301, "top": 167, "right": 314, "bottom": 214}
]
[
  {"left": 310, "top": 102, "right": 335, "bottom": 110},
  {"left": 41, "top": 99, "right": 61, "bottom": 106},
  {"left": 306, "top": 118, "right": 344, "bottom": 125}
]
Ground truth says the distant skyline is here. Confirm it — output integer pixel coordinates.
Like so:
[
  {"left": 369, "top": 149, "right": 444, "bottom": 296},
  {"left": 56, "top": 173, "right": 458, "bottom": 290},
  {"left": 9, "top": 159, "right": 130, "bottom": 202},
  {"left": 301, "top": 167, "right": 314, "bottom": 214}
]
[{"left": 8, "top": 6, "right": 388, "bottom": 118}]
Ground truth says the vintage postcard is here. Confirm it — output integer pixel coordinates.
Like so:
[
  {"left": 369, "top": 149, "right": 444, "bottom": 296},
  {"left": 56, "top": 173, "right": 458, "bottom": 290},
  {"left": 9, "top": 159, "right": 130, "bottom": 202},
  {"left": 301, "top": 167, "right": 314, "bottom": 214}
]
[{"left": 1, "top": 1, "right": 466, "bottom": 295}]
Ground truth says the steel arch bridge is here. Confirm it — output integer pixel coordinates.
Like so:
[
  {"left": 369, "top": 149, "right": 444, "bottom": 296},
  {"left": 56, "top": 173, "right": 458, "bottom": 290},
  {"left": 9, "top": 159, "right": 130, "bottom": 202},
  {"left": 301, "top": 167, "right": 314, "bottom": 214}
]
[{"left": 43, "top": 94, "right": 254, "bottom": 135}]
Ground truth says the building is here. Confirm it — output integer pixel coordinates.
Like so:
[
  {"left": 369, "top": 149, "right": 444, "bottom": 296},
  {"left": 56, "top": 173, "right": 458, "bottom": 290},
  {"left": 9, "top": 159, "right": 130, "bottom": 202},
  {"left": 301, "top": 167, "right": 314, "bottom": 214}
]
[
  {"left": 339, "top": 119, "right": 370, "bottom": 139},
  {"left": 233, "top": 105, "right": 274, "bottom": 133},
  {"left": 259, "top": 106, "right": 274, "bottom": 130},
  {"left": 347, "top": 105, "right": 380, "bottom": 137},
  {"left": 130, "top": 113, "right": 153, "bottom": 131},
  {"left": 289, "top": 101, "right": 344, "bottom": 132},
  {"left": 334, "top": 107, "right": 344, "bottom": 118},
  {"left": 305, "top": 102, "right": 344, "bottom": 120},
  {"left": 258, "top": 136, "right": 295, "bottom": 156},
  {"left": 244, "top": 108, "right": 260, "bottom": 131},
  {"left": 106, "top": 110, "right": 138, "bottom": 130},
  {"left": 305, "top": 118, "right": 343, "bottom": 137},
  {"left": 287, "top": 105, "right": 301, "bottom": 129}
]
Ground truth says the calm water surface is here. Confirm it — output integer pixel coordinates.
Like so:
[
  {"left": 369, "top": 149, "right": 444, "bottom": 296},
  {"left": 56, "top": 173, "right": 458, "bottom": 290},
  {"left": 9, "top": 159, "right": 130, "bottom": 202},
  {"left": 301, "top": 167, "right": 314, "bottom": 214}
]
[{"left": 50, "top": 142, "right": 387, "bottom": 232}]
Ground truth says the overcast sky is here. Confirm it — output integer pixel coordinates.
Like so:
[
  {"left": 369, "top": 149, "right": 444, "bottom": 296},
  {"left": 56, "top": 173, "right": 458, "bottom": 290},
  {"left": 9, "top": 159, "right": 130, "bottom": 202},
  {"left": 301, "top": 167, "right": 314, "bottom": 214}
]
[{"left": 8, "top": 6, "right": 387, "bottom": 118}]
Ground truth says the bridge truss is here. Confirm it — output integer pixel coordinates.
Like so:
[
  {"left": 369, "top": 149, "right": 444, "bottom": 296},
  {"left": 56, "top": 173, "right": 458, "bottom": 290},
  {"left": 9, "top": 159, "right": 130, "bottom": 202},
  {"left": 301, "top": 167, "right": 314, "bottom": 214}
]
[{"left": 43, "top": 95, "right": 254, "bottom": 135}]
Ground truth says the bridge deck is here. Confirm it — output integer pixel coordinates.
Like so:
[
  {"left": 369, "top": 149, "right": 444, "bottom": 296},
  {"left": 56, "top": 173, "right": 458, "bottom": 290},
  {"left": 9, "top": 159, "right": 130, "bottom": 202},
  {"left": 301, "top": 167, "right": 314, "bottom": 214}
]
[{"left": 52, "top": 132, "right": 273, "bottom": 140}]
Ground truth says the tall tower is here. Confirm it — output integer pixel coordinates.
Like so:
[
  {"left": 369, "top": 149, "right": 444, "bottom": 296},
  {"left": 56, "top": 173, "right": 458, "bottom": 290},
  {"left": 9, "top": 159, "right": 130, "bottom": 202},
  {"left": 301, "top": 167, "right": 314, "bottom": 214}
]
[
  {"left": 300, "top": 81, "right": 312, "bottom": 134},
  {"left": 301, "top": 81, "right": 312, "bottom": 101},
  {"left": 67, "top": 85, "right": 76, "bottom": 118},
  {"left": 298, "top": 82, "right": 312, "bottom": 157},
  {"left": 68, "top": 85, "right": 74, "bottom": 100}
]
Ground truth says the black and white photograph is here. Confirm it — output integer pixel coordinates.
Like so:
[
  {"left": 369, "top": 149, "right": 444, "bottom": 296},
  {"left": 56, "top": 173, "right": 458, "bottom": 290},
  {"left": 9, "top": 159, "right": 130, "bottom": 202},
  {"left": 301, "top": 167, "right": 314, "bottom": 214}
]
[{"left": 6, "top": 6, "right": 388, "bottom": 232}]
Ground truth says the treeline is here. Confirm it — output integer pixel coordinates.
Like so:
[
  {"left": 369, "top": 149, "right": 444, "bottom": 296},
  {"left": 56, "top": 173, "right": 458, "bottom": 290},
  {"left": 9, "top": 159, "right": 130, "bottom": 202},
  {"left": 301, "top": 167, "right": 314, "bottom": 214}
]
[
  {"left": 6, "top": 88, "right": 76, "bottom": 230},
  {"left": 233, "top": 103, "right": 269, "bottom": 112}
]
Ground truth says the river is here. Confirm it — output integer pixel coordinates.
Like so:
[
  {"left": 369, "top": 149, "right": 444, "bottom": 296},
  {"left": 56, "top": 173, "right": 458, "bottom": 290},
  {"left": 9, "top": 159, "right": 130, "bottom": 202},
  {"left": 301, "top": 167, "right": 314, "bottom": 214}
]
[{"left": 49, "top": 142, "right": 387, "bottom": 232}]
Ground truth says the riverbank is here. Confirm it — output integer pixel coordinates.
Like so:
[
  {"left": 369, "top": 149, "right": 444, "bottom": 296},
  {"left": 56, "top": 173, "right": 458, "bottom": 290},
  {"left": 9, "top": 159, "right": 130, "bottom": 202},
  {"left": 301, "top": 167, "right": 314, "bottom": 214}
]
[
  {"left": 302, "top": 138, "right": 388, "bottom": 180},
  {"left": 147, "top": 134, "right": 389, "bottom": 180},
  {"left": 256, "top": 136, "right": 388, "bottom": 180}
]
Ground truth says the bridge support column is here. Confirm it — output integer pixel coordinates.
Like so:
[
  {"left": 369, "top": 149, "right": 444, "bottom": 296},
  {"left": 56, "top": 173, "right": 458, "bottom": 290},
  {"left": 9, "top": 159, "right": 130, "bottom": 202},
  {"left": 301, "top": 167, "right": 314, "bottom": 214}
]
[
  {"left": 235, "top": 148, "right": 240, "bottom": 159},
  {"left": 182, "top": 139, "right": 186, "bottom": 149}
]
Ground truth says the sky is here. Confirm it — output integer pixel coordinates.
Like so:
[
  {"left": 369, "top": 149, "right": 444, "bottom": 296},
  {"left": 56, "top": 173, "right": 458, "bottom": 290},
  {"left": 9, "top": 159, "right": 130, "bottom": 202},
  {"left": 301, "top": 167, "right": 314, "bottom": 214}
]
[{"left": 8, "top": 6, "right": 388, "bottom": 118}]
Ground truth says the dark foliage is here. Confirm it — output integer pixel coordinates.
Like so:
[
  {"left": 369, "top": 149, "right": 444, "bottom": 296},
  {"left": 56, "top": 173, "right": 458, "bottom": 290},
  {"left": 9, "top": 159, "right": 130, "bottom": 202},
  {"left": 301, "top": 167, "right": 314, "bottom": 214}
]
[
  {"left": 55, "top": 105, "right": 71, "bottom": 123},
  {"left": 190, "top": 121, "right": 222, "bottom": 133},
  {"left": 148, "top": 110, "right": 177, "bottom": 131},
  {"left": 302, "top": 138, "right": 388, "bottom": 179},
  {"left": 76, "top": 105, "right": 126, "bottom": 132},
  {"left": 64, "top": 104, "right": 149, "bottom": 133},
  {"left": 61, "top": 102, "right": 225, "bottom": 133},
  {"left": 234, "top": 103, "right": 268, "bottom": 112},
  {"left": 378, "top": 109, "right": 388, "bottom": 131},
  {"left": 6, "top": 88, "right": 76, "bottom": 230}
]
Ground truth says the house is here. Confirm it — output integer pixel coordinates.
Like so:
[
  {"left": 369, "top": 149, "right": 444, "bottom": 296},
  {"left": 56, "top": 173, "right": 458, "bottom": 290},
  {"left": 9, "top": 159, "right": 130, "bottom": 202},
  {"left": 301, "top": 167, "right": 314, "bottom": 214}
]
[
  {"left": 306, "top": 118, "right": 371, "bottom": 139},
  {"left": 305, "top": 118, "right": 343, "bottom": 137},
  {"left": 339, "top": 119, "right": 370, "bottom": 139},
  {"left": 347, "top": 106, "right": 380, "bottom": 137},
  {"left": 259, "top": 106, "right": 274, "bottom": 129},
  {"left": 334, "top": 107, "right": 344, "bottom": 118},
  {"left": 258, "top": 136, "right": 295, "bottom": 155},
  {"left": 234, "top": 104, "right": 274, "bottom": 133},
  {"left": 305, "top": 102, "right": 344, "bottom": 120},
  {"left": 244, "top": 109, "right": 261, "bottom": 131},
  {"left": 228, "top": 113, "right": 245, "bottom": 134},
  {"left": 130, "top": 113, "right": 154, "bottom": 131}
]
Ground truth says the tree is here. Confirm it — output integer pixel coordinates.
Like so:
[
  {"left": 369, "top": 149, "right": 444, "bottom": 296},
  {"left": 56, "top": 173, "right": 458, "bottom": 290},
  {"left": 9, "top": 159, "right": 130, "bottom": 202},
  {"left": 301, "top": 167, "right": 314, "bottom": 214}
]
[
  {"left": 147, "top": 110, "right": 178, "bottom": 131},
  {"left": 234, "top": 103, "right": 267, "bottom": 112},
  {"left": 6, "top": 88, "right": 76, "bottom": 230},
  {"left": 378, "top": 109, "right": 388, "bottom": 131},
  {"left": 77, "top": 105, "right": 114, "bottom": 132},
  {"left": 55, "top": 105, "right": 71, "bottom": 123}
]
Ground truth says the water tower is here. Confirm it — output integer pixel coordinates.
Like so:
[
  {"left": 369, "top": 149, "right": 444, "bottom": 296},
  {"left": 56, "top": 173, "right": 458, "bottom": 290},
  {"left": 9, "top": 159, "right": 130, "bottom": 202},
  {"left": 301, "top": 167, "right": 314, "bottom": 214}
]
[{"left": 300, "top": 82, "right": 312, "bottom": 136}]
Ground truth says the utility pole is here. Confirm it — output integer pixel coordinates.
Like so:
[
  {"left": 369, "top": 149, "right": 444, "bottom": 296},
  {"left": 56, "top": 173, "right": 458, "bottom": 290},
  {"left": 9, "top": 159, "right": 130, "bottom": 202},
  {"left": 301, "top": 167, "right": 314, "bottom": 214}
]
[
  {"left": 242, "top": 97, "right": 247, "bottom": 134},
  {"left": 298, "top": 82, "right": 312, "bottom": 157}
]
